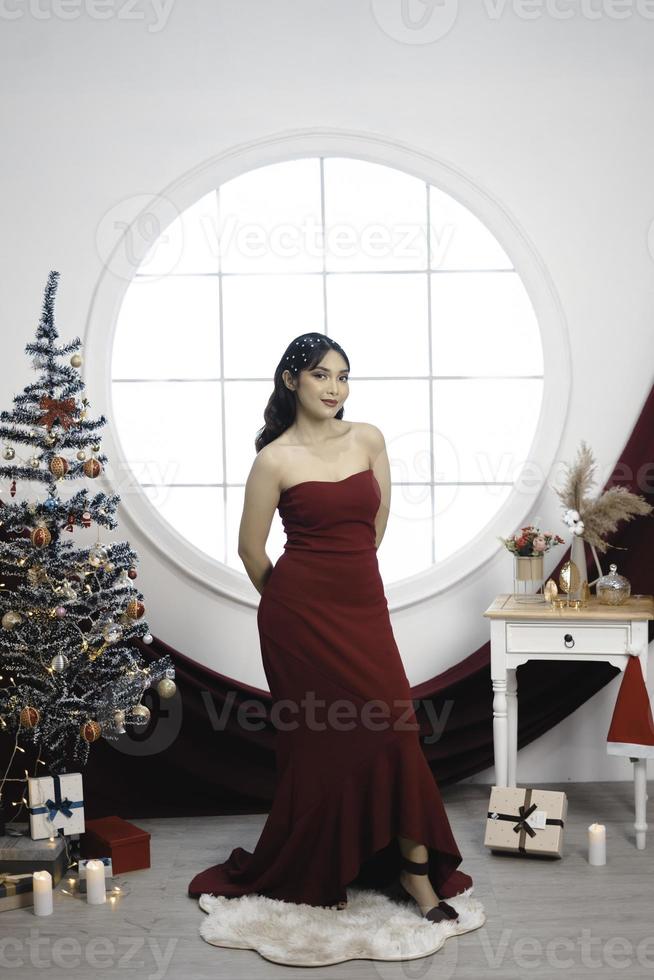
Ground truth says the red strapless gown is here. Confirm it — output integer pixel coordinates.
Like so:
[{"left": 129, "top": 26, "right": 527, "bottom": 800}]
[{"left": 188, "top": 467, "right": 472, "bottom": 907}]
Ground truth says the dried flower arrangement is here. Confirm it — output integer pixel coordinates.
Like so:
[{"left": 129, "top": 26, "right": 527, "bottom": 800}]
[{"left": 553, "top": 440, "right": 652, "bottom": 554}]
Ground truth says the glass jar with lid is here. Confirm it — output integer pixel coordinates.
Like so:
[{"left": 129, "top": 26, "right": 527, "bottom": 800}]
[{"left": 596, "top": 563, "right": 631, "bottom": 605}]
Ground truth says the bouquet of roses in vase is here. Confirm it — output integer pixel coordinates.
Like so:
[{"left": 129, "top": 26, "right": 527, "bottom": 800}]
[{"left": 498, "top": 524, "right": 564, "bottom": 601}]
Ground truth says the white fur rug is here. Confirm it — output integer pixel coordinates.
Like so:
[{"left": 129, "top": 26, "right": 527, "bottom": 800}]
[{"left": 198, "top": 886, "right": 486, "bottom": 966}]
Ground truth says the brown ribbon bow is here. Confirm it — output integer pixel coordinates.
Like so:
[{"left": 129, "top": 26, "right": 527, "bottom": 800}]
[
  {"left": 38, "top": 395, "right": 77, "bottom": 431},
  {"left": 512, "top": 802, "right": 538, "bottom": 838}
]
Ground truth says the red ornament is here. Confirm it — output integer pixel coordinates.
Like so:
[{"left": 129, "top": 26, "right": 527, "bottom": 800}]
[
  {"left": 126, "top": 598, "right": 145, "bottom": 619},
  {"left": 80, "top": 719, "right": 101, "bottom": 743},
  {"left": 10, "top": 479, "right": 16, "bottom": 497},
  {"left": 81, "top": 511, "right": 92, "bottom": 527},
  {"left": 49, "top": 456, "right": 69, "bottom": 479},
  {"left": 65, "top": 513, "right": 76, "bottom": 532},
  {"left": 19, "top": 705, "right": 40, "bottom": 728},
  {"left": 127, "top": 568, "right": 137, "bottom": 580},
  {"left": 30, "top": 526, "right": 52, "bottom": 548},
  {"left": 83, "top": 459, "right": 102, "bottom": 479}
]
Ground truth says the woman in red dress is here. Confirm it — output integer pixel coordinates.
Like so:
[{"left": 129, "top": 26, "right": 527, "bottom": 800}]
[{"left": 188, "top": 332, "right": 473, "bottom": 923}]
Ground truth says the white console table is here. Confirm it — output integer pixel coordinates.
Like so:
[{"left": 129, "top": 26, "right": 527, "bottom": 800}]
[{"left": 483, "top": 593, "right": 654, "bottom": 849}]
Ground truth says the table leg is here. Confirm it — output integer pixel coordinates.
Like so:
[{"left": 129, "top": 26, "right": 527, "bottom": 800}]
[
  {"left": 507, "top": 669, "right": 518, "bottom": 787},
  {"left": 492, "top": 677, "right": 508, "bottom": 787},
  {"left": 632, "top": 757, "right": 648, "bottom": 849}
]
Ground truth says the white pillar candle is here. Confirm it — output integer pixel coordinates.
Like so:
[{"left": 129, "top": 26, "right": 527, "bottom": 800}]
[
  {"left": 588, "top": 822, "right": 606, "bottom": 865},
  {"left": 33, "top": 870, "right": 53, "bottom": 916},
  {"left": 85, "top": 859, "right": 106, "bottom": 904}
]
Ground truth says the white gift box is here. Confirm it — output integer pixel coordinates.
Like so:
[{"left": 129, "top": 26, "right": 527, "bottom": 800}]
[
  {"left": 483, "top": 785, "right": 567, "bottom": 857},
  {"left": 27, "top": 773, "right": 85, "bottom": 840}
]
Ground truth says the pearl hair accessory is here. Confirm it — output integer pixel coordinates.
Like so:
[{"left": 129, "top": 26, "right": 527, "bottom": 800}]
[
  {"left": 281, "top": 335, "right": 346, "bottom": 398},
  {"left": 282, "top": 335, "right": 329, "bottom": 374}
]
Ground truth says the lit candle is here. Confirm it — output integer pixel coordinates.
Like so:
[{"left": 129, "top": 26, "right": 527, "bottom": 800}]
[
  {"left": 588, "top": 822, "right": 606, "bottom": 865},
  {"left": 85, "top": 859, "right": 106, "bottom": 904},
  {"left": 33, "top": 870, "right": 53, "bottom": 916}
]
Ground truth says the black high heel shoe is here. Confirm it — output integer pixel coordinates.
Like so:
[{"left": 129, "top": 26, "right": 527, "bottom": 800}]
[{"left": 399, "top": 856, "right": 459, "bottom": 923}]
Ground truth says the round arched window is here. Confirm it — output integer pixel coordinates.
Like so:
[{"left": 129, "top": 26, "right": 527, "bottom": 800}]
[{"left": 111, "top": 157, "right": 543, "bottom": 586}]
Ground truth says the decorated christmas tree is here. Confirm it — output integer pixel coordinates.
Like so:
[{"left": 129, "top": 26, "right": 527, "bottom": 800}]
[{"left": 0, "top": 270, "right": 175, "bottom": 789}]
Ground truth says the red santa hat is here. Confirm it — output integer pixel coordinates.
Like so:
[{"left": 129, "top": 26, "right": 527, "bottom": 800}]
[{"left": 606, "top": 652, "right": 654, "bottom": 758}]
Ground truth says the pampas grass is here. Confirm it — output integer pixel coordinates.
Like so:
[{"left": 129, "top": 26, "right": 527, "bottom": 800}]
[{"left": 554, "top": 440, "right": 653, "bottom": 553}]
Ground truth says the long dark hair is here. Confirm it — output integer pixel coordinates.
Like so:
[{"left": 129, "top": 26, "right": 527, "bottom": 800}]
[{"left": 255, "top": 332, "right": 350, "bottom": 452}]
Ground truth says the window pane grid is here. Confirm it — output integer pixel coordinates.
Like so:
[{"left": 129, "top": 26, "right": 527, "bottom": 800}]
[{"left": 114, "top": 157, "right": 542, "bottom": 578}]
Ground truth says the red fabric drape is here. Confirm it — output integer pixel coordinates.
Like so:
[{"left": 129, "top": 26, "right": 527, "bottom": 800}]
[{"left": 3, "top": 381, "right": 654, "bottom": 818}]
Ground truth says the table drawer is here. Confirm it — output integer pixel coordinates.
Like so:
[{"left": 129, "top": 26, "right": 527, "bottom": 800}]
[{"left": 506, "top": 623, "right": 630, "bottom": 654}]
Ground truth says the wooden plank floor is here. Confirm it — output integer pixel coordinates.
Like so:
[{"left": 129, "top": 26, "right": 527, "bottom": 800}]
[{"left": 1, "top": 782, "right": 652, "bottom": 979}]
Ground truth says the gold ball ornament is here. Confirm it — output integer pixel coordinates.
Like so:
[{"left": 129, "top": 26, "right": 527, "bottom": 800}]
[
  {"left": 2, "top": 610, "right": 23, "bottom": 630},
  {"left": 2, "top": 446, "right": 15, "bottom": 460},
  {"left": 132, "top": 704, "right": 150, "bottom": 725},
  {"left": 30, "top": 525, "right": 52, "bottom": 548},
  {"left": 126, "top": 598, "right": 145, "bottom": 619},
  {"left": 83, "top": 458, "right": 102, "bottom": 478},
  {"left": 29, "top": 455, "right": 40, "bottom": 469},
  {"left": 49, "top": 456, "right": 69, "bottom": 478},
  {"left": 70, "top": 353, "right": 83, "bottom": 368},
  {"left": 91, "top": 443, "right": 100, "bottom": 453},
  {"left": 20, "top": 705, "right": 40, "bottom": 728},
  {"left": 80, "top": 719, "right": 101, "bottom": 743},
  {"left": 156, "top": 678, "right": 176, "bottom": 699},
  {"left": 76, "top": 450, "right": 86, "bottom": 461}
]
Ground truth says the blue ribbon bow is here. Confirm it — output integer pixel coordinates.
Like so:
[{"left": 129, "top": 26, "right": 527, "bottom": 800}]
[{"left": 28, "top": 774, "right": 83, "bottom": 824}]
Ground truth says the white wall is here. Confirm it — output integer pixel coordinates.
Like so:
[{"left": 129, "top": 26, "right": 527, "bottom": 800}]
[{"left": 1, "top": 1, "right": 653, "bottom": 783}]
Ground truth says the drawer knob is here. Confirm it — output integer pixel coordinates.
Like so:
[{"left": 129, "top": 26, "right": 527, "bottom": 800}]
[{"left": 564, "top": 633, "right": 575, "bottom": 648}]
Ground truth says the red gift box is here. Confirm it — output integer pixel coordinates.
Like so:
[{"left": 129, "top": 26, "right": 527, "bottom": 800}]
[{"left": 80, "top": 816, "right": 150, "bottom": 874}]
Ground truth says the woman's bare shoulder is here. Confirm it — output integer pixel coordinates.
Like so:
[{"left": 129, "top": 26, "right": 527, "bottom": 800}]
[
  {"left": 250, "top": 442, "right": 285, "bottom": 484},
  {"left": 352, "top": 420, "right": 386, "bottom": 448}
]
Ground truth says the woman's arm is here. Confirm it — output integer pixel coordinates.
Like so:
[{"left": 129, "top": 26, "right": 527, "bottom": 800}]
[
  {"left": 358, "top": 422, "right": 391, "bottom": 550},
  {"left": 237, "top": 448, "right": 281, "bottom": 595}
]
